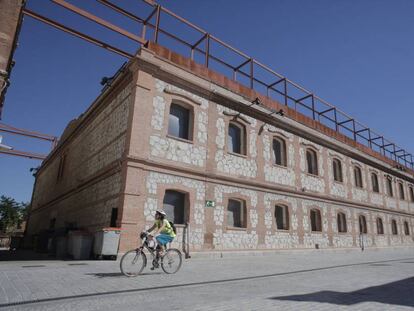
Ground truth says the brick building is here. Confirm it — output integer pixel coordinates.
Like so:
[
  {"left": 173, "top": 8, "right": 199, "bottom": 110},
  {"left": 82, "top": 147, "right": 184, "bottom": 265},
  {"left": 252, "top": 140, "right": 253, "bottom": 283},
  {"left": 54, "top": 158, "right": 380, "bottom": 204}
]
[{"left": 25, "top": 43, "right": 414, "bottom": 253}]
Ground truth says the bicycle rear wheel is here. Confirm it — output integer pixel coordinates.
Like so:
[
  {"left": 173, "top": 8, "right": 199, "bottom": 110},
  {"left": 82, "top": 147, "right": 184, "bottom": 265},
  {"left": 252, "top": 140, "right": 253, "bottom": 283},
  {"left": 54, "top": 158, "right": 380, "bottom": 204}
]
[
  {"left": 120, "top": 249, "right": 147, "bottom": 277},
  {"left": 161, "top": 248, "right": 182, "bottom": 274}
]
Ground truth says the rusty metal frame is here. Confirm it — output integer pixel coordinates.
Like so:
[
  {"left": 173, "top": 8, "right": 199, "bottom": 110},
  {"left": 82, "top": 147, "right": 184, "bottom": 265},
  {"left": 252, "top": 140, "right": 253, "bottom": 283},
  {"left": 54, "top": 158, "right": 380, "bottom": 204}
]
[
  {"left": 7, "top": 0, "right": 411, "bottom": 170},
  {"left": 0, "top": 123, "right": 58, "bottom": 160}
]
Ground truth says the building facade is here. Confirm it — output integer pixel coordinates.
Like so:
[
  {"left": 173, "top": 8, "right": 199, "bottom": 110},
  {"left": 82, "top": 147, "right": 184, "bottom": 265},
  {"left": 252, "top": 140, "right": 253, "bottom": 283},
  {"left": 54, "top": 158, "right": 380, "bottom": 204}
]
[{"left": 26, "top": 44, "right": 414, "bottom": 253}]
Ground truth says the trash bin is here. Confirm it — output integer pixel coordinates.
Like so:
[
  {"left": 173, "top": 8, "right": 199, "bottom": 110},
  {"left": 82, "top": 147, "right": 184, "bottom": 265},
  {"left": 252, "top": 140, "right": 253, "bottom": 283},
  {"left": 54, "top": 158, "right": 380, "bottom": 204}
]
[
  {"left": 93, "top": 228, "right": 121, "bottom": 259},
  {"left": 9, "top": 236, "right": 21, "bottom": 250},
  {"left": 68, "top": 231, "right": 92, "bottom": 260}
]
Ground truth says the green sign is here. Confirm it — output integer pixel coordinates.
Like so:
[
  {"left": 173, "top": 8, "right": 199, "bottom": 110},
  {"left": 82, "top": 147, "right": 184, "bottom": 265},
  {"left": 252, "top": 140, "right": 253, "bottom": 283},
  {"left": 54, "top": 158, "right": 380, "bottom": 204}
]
[{"left": 205, "top": 200, "right": 216, "bottom": 208}]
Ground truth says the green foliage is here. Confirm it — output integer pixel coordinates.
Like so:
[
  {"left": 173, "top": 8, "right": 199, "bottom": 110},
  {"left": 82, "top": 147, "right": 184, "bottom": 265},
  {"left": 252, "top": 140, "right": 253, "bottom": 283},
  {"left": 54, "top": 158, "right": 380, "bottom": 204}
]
[{"left": 0, "top": 196, "right": 28, "bottom": 234}]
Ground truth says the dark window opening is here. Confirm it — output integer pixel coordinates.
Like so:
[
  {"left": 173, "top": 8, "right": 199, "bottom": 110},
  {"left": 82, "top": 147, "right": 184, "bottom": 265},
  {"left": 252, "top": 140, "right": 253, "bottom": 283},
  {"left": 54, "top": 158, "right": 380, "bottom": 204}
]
[
  {"left": 273, "top": 138, "right": 287, "bottom": 166},
  {"left": 386, "top": 176, "right": 393, "bottom": 197},
  {"left": 333, "top": 159, "right": 343, "bottom": 182},
  {"left": 310, "top": 209, "right": 322, "bottom": 232},
  {"left": 404, "top": 221, "right": 410, "bottom": 235},
  {"left": 359, "top": 215, "right": 367, "bottom": 234},
  {"left": 371, "top": 173, "right": 379, "bottom": 193},
  {"left": 391, "top": 219, "right": 398, "bottom": 235},
  {"left": 376, "top": 217, "right": 384, "bottom": 235},
  {"left": 399, "top": 182, "right": 405, "bottom": 200},
  {"left": 337, "top": 212, "right": 347, "bottom": 233},
  {"left": 354, "top": 166, "right": 363, "bottom": 188},
  {"left": 275, "top": 205, "right": 289, "bottom": 230},
  {"left": 163, "top": 190, "right": 187, "bottom": 224},
  {"left": 110, "top": 208, "right": 118, "bottom": 227},
  {"left": 227, "top": 199, "right": 246, "bottom": 228},
  {"left": 228, "top": 122, "right": 246, "bottom": 155},
  {"left": 306, "top": 149, "right": 318, "bottom": 175},
  {"left": 168, "top": 103, "right": 191, "bottom": 140}
]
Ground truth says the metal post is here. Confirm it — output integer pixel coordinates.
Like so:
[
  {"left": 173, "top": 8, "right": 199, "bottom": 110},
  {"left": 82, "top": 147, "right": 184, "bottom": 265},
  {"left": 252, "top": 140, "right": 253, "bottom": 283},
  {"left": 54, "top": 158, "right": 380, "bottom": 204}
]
[
  {"left": 334, "top": 108, "right": 338, "bottom": 131},
  {"left": 368, "top": 129, "right": 372, "bottom": 148},
  {"left": 205, "top": 34, "right": 210, "bottom": 67},
  {"left": 311, "top": 96, "right": 315, "bottom": 120},
  {"left": 250, "top": 58, "right": 254, "bottom": 89},
  {"left": 154, "top": 5, "right": 161, "bottom": 43},
  {"left": 283, "top": 79, "right": 288, "bottom": 106},
  {"left": 352, "top": 120, "right": 356, "bottom": 141}
]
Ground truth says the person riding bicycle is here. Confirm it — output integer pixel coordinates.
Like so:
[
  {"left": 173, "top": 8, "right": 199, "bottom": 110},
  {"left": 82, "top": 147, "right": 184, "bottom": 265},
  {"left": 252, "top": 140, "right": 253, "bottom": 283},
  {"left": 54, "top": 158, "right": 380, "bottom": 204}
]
[{"left": 146, "top": 210, "right": 176, "bottom": 267}]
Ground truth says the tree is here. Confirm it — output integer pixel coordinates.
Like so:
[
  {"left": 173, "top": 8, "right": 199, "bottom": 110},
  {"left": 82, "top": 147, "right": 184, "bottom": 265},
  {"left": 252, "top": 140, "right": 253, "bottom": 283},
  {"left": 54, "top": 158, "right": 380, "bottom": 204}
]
[{"left": 0, "top": 196, "right": 27, "bottom": 234}]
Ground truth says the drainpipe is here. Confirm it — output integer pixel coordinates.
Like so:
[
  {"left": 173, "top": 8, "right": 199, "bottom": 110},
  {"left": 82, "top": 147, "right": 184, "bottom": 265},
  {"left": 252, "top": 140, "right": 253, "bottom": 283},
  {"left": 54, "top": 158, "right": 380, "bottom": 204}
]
[{"left": 185, "top": 221, "right": 191, "bottom": 259}]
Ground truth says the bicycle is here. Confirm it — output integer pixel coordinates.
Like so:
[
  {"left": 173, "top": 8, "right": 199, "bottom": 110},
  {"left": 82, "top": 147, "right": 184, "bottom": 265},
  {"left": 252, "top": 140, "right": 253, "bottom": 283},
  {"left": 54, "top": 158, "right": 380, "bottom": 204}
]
[{"left": 120, "top": 231, "right": 182, "bottom": 276}]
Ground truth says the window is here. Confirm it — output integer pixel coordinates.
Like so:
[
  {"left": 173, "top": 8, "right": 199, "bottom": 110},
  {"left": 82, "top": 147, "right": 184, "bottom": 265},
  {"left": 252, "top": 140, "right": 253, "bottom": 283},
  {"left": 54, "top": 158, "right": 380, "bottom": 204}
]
[
  {"left": 371, "top": 173, "right": 379, "bottom": 193},
  {"left": 56, "top": 154, "right": 66, "bottom": 182},
  {"left": 391, "top": 219, "right": 398, "bottom": 235},
  {"left": 354, "top": 166, "right": 363, "bottom": 188},
  {"left": 275, "top": 205, "right": 289, "bottom": 230},
  {"left": 273, "top": 137, "right": 287, "bottom": 166},
  {"left": 306, "top": 149, "right": 318, "bottom": 175},
  {"left": 333, "top": 159, "right": 343, "bottom": 182},
  {"left": 376, "top": 218, "right": 384, "bottom": 235},
  {"left": 359, "top": 215, "right": 367, "bottom": 234},
  {"left": 228, "top": 122, "right": 246, "bottom": 155},
  {"left": 398, "top": 182, "right": 405, "bottom": 200},
  {"left": 337, "top": 212, "right": 347, "bottom": 233},
  {"left": 227, "top": 199, "right": 246, "bottom": 228},
  {"left": 310, "top": 209, "right": 322, "bottom": 232},
  {"left": 163, "top": 190, "right": 187, "bottom": 224},
  {"left": 409, "top": 187, "right": 414, "bottom": 202},
  {"left": 110, "top": 208, "right": 118, "bottom": 227},
  {"left": 168, "top": 103, "right": 191, "bottom": 140},
  {"left": 386, "top": 176, "right": 393, "bottom": 197},
  {"left": 404, "top": 221, "right": 410, "bottom": 235}
]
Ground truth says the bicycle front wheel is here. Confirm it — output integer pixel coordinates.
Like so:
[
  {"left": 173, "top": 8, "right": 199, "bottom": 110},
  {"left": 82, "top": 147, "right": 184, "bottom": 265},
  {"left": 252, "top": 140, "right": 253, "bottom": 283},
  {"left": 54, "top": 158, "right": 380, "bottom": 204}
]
[
  {"left": 161, "top": 248, "right": 182, "bottom": 274},
  {"left": 120, "top": 249, "right": 147, "bottom": 277}
]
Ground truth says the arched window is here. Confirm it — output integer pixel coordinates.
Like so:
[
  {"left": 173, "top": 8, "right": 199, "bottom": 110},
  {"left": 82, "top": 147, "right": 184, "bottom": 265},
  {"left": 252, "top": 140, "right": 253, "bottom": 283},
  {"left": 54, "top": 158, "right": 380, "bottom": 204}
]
[
  {"left": 404, "top": 221, "right": 410, "bottom": 235},
  {"left": 310, "top": 209, "right": 322, "bottom": 232},
  {"left": 386, "top": 176, "right": 393, "bottom": 197},
  {"left": 332, "top": 159, "right": 343, "bottom": 182},
  {"left": 371, "top": 173, "right": 379, "bottom": 193},
  {"left": 354, "top": 166, "right": 363, "bottom": 188},
  {"left": 337, "top": 212, "right": 347, "bottom": 233},
  {"left": 273, "top": 137, "right": 287, "bottom": 166},
  {"left": 168, "top": 103, "right": 192, "bottom": 140},
  {"left": 227, "top": 199, "right": 247, "bottom": 228},
  {"left": 163, "top": 190, "right": 188, "bottom": 224},
  {"left": 359, "top": 215, "right": 367, "bottom": 234},
  {"left": 376, "top": 217, "right": 384, "bottom": 235},
  {"left": 228, "top": 122, "right": 246, "bottom": 155},
  {"left": 391, "top": 219, "right": 398, "bottom": 235},
  {"left": 306, "top": 149, "right": 318, "bottom": 175},
  {"left": 275, "top": 205, "right": 289, "bottom": 230},
  {"left": 398, "top": 182, "right": 405, "bottom": 200},
  {"left": 409, "top": 186, "right": 414, "bottom": 202}
]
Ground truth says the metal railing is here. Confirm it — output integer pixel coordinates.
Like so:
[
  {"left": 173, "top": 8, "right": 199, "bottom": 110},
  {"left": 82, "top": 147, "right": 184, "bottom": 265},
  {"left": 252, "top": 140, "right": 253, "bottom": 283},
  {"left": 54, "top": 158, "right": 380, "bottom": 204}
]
[{"left": 21, "top": 0, "right": 414, "bottom": 170}]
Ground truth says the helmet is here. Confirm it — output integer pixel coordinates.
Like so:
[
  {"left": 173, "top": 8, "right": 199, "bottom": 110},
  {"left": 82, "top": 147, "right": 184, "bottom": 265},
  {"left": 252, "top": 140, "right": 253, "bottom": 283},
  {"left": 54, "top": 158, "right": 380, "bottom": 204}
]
[{"left": 155, "top": 210, "right": 166, "bottom": 216}]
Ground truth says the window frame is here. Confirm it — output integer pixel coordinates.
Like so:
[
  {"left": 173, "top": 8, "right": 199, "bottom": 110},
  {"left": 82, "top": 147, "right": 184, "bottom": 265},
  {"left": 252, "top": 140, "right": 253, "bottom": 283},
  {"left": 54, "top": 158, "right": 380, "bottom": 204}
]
[
  {"left": 162, "top": 189, "right": 189, "bottom": 225},
  {"left": 272, "top": 137, "right": 287, "bottom": 167},
  {"left": 386, "top": 176, "right": 394, "bottom": 197},
  {"left": 227, "top": 198, "right": 247, "bottom": 229},
  {"left": 332, "top": 158, "right": 343, "bottom": 183},
  {"left": 376, "top": 217, "right": 384, "bottom": 235},
  {"left": 409, "top": 186, "right": 414, "bottom": 203},
  {"left": 306, "top": 148, "right": 318, "bottom": 176},
  {"left": 310, "top": 208, "right": 322, "bottom": 232},
  {"left": 404, "top": 221, "right": 410, "bottom": 236},
  {"left": 354, "top": 166, "right": 363, "bottom": 188},
  {"left": 359, "top": 215, "right": 367, "bottom": 234},
  {"left": 391, "top": 219, "right": 398, "bottom": 235},
  {"left": 398, "top": 182, "right": 405, "bottom": 200},
  {"left": 167, "top": 102, "right": 194, "bottom": 141},
  {"left": 337, "top": 212, "right": 347, "bottom": 233},
  {"left": 371, "top": 172, "right": 380, "bottom": 193},
  {"left": 274, "top": 205, "right": 289, "bottom": 231},
  {"left": 227, "top": 121, "right": 247, "bottom": 156}
]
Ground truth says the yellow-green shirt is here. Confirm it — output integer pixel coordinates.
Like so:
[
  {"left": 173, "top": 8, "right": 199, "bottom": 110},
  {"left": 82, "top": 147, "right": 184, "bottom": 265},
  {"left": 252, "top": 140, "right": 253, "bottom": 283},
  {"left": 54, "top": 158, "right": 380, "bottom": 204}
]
[{"left": 155, "top": 219, "right": 176, "bottom": 238}]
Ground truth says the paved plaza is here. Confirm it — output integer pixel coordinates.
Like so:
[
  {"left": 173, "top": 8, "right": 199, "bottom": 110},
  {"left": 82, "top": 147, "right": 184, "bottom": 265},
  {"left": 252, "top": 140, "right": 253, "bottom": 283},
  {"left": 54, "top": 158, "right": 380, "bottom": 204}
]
[{"left": 0, "top": 247, "right": 413, "bottom": 310}]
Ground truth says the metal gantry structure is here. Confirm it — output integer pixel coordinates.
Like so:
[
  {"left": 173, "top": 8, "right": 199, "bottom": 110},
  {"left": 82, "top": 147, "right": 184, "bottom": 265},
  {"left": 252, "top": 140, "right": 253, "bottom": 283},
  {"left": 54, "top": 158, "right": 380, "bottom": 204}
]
[{"left": 3, "top": 0, "right": 413, "bottom": 169}]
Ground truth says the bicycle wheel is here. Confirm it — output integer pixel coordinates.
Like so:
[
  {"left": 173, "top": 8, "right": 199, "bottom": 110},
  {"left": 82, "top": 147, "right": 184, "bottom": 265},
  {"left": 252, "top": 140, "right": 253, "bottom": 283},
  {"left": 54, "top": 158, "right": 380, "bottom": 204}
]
[
  {"left": 120, "top": 249, "right": 147, "bottom": 277},
  {"left": 161, "top": 248, "right": 182, "bottom": 274}
]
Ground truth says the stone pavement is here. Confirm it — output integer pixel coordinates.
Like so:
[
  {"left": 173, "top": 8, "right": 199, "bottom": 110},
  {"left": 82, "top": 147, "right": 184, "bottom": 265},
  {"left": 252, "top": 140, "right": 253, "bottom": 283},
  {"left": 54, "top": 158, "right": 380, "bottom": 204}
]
[{"left": 0, "top": 247, "right": 413, "bottom": 310}]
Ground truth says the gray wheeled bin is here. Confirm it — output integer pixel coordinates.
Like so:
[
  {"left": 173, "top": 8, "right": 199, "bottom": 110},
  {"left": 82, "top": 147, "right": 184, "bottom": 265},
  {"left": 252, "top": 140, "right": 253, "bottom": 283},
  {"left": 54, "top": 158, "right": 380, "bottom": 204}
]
[
  {"left": 68, "top": 231, "right": 93, "bottom": 260},
  {"left": 93, "top": 228, "right": 121, "bottom": 259}
]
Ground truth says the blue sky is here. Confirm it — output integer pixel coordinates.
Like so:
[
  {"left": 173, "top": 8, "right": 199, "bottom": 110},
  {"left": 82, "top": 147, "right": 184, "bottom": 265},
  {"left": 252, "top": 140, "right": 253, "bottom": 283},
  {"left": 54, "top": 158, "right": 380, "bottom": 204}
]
[{"left": 1, "top": 0, "right": 414, "bottom": 203}]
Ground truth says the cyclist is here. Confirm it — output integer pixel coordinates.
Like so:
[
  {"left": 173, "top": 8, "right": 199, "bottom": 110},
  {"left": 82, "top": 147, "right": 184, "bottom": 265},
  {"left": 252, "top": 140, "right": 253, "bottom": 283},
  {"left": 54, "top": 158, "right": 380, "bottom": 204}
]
[{"left": 146, "top": 210, "right": 176, "bottom": 269}]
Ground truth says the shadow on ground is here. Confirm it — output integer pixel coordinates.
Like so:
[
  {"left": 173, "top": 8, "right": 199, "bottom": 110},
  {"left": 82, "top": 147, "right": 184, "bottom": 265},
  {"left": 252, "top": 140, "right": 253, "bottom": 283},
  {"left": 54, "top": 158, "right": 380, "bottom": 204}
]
[{"left": 269, "top": 277, "right": 414, "bottom": 308}]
